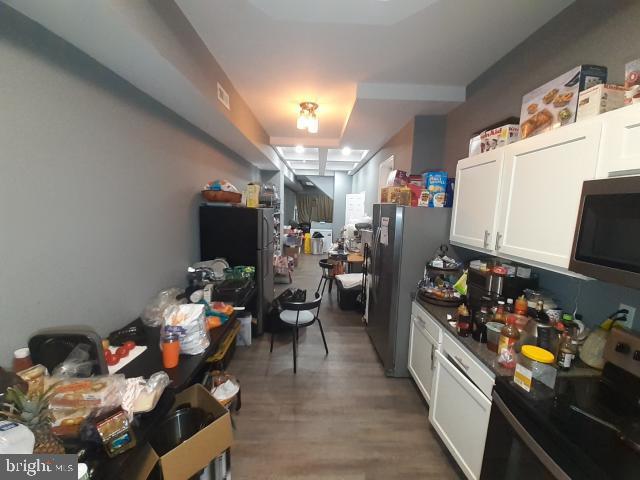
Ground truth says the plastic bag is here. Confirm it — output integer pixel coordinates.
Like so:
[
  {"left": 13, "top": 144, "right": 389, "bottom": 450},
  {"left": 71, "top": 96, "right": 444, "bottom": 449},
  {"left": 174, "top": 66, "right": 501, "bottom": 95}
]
[
  {"left": 48, "top": 374, "right": 126, "bottom": 411},
  {"left": 52, "top": 344, "right": 95, "bottom": 378},
  {"left": 142, "top": 288, "right": 185, "bottom": 327},
  {"left": 121, "top": 371, "right": 170, "bottom": 419},
  {"left": 162, "top": 304, "right": 210, "bottom": 355}
]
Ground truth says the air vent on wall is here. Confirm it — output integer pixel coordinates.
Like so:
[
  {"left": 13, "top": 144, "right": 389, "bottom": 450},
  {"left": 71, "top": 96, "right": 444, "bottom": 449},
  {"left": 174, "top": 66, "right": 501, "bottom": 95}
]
[{"left": 217, "top": 82, "right": 230, "bottom": 110}]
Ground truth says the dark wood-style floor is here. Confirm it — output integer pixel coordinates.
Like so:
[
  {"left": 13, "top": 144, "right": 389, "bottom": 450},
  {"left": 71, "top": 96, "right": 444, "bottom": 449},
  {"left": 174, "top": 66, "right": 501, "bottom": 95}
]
[{"left": 231, "top": 253, "right": 461, "bottom": 479}]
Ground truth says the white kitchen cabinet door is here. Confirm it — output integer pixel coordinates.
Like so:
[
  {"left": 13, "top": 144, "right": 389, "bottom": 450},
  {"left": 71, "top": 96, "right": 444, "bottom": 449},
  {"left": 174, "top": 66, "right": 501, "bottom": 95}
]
[
  {"left": 596, "top": 103, "right": 640, "bottom": 178},
  {"left": 429, "top": 350, "right": 492, "bottom": 480},
  {"left": 496, "top": 121, "right": 602, "bottom": 268},
  {"left": 408, "top": 315, "right": 437, "bottom": 404},
  {"left": 450, "top": 150, "right": 503, "bottom": 252}
]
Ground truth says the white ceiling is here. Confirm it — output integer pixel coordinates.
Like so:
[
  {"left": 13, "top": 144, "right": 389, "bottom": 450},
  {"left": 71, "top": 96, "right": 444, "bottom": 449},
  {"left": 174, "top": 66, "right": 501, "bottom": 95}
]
[
  {"left": 176, "top": 0, "right": 573, "bottom": 169},
  {"left": 276, "top": 146, "right": 367, "bottom": 176}
]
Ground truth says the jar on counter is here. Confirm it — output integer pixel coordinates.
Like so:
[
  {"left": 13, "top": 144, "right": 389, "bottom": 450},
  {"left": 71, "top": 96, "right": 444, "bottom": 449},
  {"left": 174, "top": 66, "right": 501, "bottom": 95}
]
[{"left": 517, "top": 345, "right": 557, "bottom": 390}]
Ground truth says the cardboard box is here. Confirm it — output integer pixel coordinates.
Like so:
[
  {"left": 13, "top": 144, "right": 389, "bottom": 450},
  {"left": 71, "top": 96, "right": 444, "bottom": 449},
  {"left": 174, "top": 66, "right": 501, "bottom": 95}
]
[
  {"left": 577, "top": 84, "right": 626, "bottom": 120},
  {"left": 469, "top": 133, "right": 483, "bottom": 156},
  {"left": 423, "top": 171, "right": 448, "bottom": 207},
  {"left": 129, "top": 384, "right": 233, "bottom": 480},
  {"left": 625, "top": 59, "right": 640, "bottom": 105},
  {"left": 283, "top": 245, "right": 300, "bottom": 267},
  {"left": 519, "top": 65, "right": 607, "bottom": 139},
  {"left": 480, "top": 124, "right": 519, "bottom": 152},
  {"left": 385, "top": 169, "right": 409, "bottom": 186},
  {"left": 380, "top": 186, "right": 401, "bottom": 203}
]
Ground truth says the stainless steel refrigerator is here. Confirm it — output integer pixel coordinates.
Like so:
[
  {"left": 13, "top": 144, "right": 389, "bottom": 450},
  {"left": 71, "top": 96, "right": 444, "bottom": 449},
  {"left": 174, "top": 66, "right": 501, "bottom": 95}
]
[
  {"left": 367, "top": 204, "right": 451, "bottom": 377},
  {"left": 199, "top": 205, "right": 274, "bottom": 334}
]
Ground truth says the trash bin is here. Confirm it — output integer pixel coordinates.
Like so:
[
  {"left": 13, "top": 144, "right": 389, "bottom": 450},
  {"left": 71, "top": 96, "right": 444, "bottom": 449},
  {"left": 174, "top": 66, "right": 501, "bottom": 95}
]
[
  {"left": 236, "top": 312, "right": 252, "bottom": 346},
  {"left": 311, "top": 237, "right": 324, "bottom": 255}
]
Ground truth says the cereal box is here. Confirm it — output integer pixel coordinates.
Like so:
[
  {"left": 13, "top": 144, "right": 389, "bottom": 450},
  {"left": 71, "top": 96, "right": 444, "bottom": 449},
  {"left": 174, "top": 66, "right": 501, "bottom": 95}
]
[
  {"left": 519, "top": 65, "right": 607, "bottom": 139},
  {"left": 423, "top": 171, "right": 448, "bottom": 207}
]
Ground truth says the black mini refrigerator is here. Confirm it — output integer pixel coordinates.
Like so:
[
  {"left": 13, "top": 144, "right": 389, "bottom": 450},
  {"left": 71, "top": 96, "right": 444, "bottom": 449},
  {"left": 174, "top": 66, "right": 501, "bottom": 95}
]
[{"left": 199, "top": 205, "right": 274, "bottom": 334}]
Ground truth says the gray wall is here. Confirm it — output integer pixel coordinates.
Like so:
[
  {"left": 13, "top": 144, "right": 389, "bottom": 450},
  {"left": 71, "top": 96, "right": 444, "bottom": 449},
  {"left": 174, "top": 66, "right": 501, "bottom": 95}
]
[
  {"left": 307, "top": 176, "right": 335, "bottom": 199},
  {"left": 0, "top": 5, "right": 258, "bottom": 366},
  {"left": 443, "top": 0, "right": 640, "bottom": 174},
  {"left": 412, "top": 115, "right": 447, "bottom": 174},
  {"left": 443, "top": 0, "right": 640, "bottom": 330},
  {"left": 351, "top": 120, "right": 415, "bottom": 216},
  {"left": 332, "top": 172, "right": 352, "bottom": 238}
]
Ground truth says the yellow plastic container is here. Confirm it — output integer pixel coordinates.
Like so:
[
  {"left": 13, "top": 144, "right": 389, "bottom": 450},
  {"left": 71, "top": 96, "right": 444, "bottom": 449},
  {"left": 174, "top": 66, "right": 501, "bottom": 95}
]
[{"left": 303, "top": 233, "right": 312, "bottom": 254}]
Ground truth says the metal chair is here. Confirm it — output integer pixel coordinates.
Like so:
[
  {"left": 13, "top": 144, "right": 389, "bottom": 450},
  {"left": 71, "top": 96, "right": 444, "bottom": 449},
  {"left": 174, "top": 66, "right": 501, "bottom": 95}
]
[
  {"left": 270, "top": 292, "right": 328, "bottom": 373},
  {"left": 317, "top": 259, "right": 335, "bottom": 295}
]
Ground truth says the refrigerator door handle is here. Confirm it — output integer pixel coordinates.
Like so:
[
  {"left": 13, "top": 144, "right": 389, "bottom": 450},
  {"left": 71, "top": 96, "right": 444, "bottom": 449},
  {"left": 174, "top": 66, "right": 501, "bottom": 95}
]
[
  {"left": 371, "top": 227, "right": 382, "bottom": 300},
  {"left": 262, "top": 215, "right": 269, "bottom": 250}
]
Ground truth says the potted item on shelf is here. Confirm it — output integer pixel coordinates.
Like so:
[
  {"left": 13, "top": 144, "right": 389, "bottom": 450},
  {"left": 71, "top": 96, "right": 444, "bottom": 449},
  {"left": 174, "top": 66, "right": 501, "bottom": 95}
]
[{"left": 625, "top": 58, "right": 640, "bottom": 105}]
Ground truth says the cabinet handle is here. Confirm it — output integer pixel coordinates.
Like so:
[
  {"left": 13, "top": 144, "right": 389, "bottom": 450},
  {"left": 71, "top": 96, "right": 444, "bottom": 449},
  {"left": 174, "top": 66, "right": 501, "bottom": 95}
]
[
  {"left": 483, "top": 230, "right": 490, "bottom": 249},
  {"left": 414, "top": 315, "right": 426, "bottom": 329},
  {"left": 495, "top": 232, "right": 502, "bottom": 251},
  {"left": 453, "top": 355, "right": 470, "bottom": 371},
  {"left": 430, "top": 344, "right": 436, "bottom": 370}
]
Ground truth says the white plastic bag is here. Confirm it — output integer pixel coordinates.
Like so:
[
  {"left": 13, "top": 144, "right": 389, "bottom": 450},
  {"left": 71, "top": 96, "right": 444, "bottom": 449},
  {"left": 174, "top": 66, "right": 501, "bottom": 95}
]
[
  {"left": 162, "top": 304, "right": 210, "bottom": 355},
  {"left": 142, "top": 288, "right": 185, "bottom": 327}
]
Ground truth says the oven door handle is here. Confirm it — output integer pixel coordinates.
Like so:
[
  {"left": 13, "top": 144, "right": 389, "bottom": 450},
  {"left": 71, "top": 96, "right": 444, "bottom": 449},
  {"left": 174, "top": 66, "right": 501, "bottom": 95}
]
[{"left": 491, "top": 391, "right": 571, "bottom": 480}]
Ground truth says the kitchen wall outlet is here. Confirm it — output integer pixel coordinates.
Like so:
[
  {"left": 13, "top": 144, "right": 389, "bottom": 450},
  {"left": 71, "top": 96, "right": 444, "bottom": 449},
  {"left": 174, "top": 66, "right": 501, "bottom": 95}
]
[
  {"left": 217, "top": 82, "right": 230, "bottom": 110},
  {"left": 619, "top": 303, "right": 636, "bottom": 330}
]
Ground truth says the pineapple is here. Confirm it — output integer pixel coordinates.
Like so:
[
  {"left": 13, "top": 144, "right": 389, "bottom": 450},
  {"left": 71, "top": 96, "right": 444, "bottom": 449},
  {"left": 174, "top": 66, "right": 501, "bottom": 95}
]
[{"left": 1, "top": 385, "right": 65, "bottom": 454}]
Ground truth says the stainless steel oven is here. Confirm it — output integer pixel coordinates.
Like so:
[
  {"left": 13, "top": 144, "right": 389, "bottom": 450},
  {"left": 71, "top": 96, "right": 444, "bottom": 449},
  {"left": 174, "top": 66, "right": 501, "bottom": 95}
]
[{"left": 569, "top": 176, "right": 640, "bottom": 289}]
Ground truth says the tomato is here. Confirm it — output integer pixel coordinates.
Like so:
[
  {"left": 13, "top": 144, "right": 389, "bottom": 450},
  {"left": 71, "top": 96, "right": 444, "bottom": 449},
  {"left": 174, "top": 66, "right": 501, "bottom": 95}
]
[
  {"left": 105, "top": 352, "right": 118, "bottom": 366},
  {"left": 123, "top": 341, "right": 136, "bottom": 351},
  {"left": 115, "top": 346, "right": 129, "bottom": 358}
]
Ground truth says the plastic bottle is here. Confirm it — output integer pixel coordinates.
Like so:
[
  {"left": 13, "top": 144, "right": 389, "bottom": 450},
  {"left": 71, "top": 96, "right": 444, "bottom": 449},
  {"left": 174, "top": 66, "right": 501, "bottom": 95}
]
[
  {"left": 557, "top": 332, "right": 574, "bottom": 371},
  {"left": 498, "top": 315, "right": 520, "bottom": 368}
]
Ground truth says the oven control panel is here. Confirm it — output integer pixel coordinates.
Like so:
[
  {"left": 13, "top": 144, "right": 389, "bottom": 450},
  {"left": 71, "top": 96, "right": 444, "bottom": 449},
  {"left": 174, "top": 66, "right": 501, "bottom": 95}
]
[{"left": 604, "top": 327, "right": 640, "bottom": 377}]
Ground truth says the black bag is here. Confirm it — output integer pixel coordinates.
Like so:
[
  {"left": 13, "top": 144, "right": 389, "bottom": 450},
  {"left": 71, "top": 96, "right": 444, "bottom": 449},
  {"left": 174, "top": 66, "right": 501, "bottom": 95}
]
[{"left": 265, "top": 288, "right": 307, "bottom": 333}]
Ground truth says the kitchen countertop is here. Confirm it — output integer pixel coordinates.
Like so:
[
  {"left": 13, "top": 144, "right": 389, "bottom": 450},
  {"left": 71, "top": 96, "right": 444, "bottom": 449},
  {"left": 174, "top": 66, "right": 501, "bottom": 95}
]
[{"left": 415, "top": 297, "right": 601, "bottom": 379}]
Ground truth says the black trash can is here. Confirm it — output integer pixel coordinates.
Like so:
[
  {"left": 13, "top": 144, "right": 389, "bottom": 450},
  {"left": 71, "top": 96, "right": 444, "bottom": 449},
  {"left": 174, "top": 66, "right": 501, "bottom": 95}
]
[{"left": 335, "top": 277, "right": 362, "bottom": 311}]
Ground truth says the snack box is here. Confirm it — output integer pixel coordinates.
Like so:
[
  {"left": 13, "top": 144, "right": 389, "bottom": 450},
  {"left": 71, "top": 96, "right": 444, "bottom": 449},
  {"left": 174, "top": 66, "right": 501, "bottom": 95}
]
[
  {"left": 380, "top": 186, "right": 401, "bottom": 203},
  {"left": 408, "top": 174, "right": 424, "bottom": 187},
  {"left": 423, "top": 171, "right": 448, "bottom": 207},
  {"left": 445, "top": 178, "right": 455, "bottom": 208},
  {"left": 625, "top": 59, "right": 640, "bottom": 105},
  {"left": 519, "top": 65, "right": 607, "bottom": 139},
  {"left": 577, "top": 84, "right": 626, "bottom": 120},
  {"left": 480, "top": 124, "right": 519, "bottom": 152},
  {"left": 386, "top": 169, "right": 409, "bottom": 186}
]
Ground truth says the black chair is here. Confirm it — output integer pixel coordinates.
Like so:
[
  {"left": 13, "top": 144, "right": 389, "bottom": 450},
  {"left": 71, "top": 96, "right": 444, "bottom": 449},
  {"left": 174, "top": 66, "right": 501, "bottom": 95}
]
[
  {"left": 317, "top": 259, "right": 335, "bottom": 295},
  {"left": 270, "top": 292, "right": 328, "bottom": 373}
]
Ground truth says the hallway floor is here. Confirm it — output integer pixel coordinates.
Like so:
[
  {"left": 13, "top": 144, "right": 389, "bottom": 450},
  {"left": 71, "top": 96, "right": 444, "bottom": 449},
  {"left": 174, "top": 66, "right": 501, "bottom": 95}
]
[{"left": 230, "top": 253, "right": 461, "bottom": 479}]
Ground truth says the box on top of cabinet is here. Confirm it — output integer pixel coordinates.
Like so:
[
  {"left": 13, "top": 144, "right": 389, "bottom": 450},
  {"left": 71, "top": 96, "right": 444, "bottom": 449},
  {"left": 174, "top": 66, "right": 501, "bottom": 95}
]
[
  {"left": 625, "top": 59, "right": 640, "bottom": 105},
  {"left": 520, "top": 65, "right": 607, "bottom": 139},
  {"left": 480, "top": 124, "right": 520, "bottom": 152},
  {"left": 577, "top": 84, "right": 626, "bottom": 120}
]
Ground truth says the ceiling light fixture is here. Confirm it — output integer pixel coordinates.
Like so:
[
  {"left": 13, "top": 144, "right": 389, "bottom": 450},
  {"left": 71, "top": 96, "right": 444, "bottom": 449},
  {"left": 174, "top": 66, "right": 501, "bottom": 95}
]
[
  {"left": 296, "top": 102, "right": 319, "bottom": 134},
  {"left": 341, "top": 146, "right": 352, "bottom": 156},
  {"left": 295, "top": 145, "right": 304, "bottom": 154}
]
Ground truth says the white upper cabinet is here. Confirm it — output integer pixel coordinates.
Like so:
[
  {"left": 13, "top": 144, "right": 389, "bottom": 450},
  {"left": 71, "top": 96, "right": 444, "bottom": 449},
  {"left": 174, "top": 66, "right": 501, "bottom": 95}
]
[
  {"left": 495, "top": 120, "right": 602, "bottom": 268},
  {"left": 596, "top": 103, "right": 640, "bottom": 178},
  {"left": 450, "top": 150, "right": 503, "bottom": 252}
]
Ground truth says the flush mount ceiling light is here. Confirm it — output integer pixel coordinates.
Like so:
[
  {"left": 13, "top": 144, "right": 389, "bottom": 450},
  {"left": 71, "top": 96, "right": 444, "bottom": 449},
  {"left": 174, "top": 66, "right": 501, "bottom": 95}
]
[
  {"left": 295, "top": 145, "right": 305, "bottom": 153},
  {"left": 341, "top": 146, "right": 352, "bottom": 156},
  {"left": 296, "top": 102, "right": 319, "bottom": 134}
]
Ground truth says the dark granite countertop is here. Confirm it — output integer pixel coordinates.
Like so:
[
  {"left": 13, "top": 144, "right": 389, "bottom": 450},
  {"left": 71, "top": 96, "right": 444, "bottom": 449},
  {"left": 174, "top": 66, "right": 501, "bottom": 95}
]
[
  {"left": 414, "top": 297, "right": 601, "bottom": 379},
  {"left": 415, "top": 297, "right": 514, "bottom": 377}
]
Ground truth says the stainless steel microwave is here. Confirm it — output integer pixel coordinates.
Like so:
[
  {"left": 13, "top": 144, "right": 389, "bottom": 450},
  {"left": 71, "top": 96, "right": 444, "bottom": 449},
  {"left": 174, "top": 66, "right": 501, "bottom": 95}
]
[{"left": 570, "top": 176, "right": 640, "bottom": 289}]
